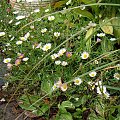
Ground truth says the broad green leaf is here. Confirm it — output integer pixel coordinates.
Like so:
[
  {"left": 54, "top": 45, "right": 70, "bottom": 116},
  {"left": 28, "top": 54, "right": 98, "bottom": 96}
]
[
  {"left": 99, "top": 18, "right": 113, "bottom": 35},
  {"left": 81, "top": 0, "right": 99, "bottom": 15},
  {"left": 19, "top": 95, "right": 41, "bottom": 111},
  {"left": 85, "top": 27, "right": 94, "bottom": 40},
  {"left": 73, "top": 8, "right": 94, "bottom": 20},
  {"left": 61, "top": 101, "right": 75, "bottom": 109},
  {"left": 41, "top": 79, "right": 52, "bottom": 94},
  {"left": 112, "top": 18, "right": 120, "bottom": 44},
  {"left": 73, "top": 108, "right": 82, "bottom": 119},
  {"left": 58, "top": 105, "right": 67, "bottom": 113},
  {"left": 85, "top": 27, "right": 94, "bottom": 52},
  {"left": 81, "top": 95, "right": 88, "bottom": 105}
]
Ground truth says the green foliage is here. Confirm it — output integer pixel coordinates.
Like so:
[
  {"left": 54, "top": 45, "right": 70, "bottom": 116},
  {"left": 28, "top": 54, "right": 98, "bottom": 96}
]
[{"left": 0, "top": 0, "right": 120, "bottom": 119}]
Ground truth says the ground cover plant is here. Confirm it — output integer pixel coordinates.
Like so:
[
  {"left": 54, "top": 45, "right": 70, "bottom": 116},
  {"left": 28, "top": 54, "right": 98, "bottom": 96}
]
[{"left": 0, "top": 0, "right": 120, "bottom": 119}]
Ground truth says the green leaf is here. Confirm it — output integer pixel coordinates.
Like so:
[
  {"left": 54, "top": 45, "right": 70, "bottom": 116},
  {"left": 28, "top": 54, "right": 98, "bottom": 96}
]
[
  {"left": 109, "top": 115, "right": 116, "bottom": 120},
  {"left": 88, "top": 113, "right": 105, "bottom": 120},
  {"left": 73, "top": 108, "right": 82, "bottom": 119},
  {"left": 33, "top": 104, "right": 49, "bottom": 116},
  {"left": 105, "top": 85, "right": 120, "bottom": 91},
  {"left": 96, "top": 102, "right": 105, "bottom": 117},
  {"left": 112, "top": 17, "right": 120, "bottom": 44},
  {"left": 61, "top": 101, "right": 75, "bottom": 109},
  {"left": 73, "top": 8, "right": 94, "bottom": 20},
  {"left": 81, "top": 0, "right": 99, "bottom": 15},
  {"left": 89, "top": 111, "right": 105, "bottom": 120},
  {"left": 19, "top": 95, "right": 41, "bottom": 111},
  {"left": 41, "top": 79, "right": 52, "bottom": 94},
  {"left": 99, "top": 18, "right": 113, "bottom": 35},
  {"left": 85, "top": 27, "right": 94, "bottom": 52}
]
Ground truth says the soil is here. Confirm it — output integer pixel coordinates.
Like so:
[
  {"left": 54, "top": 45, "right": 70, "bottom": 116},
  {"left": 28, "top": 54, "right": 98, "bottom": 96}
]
[{"left": 0, "top": 101, "right": 29, "bottom": 120}]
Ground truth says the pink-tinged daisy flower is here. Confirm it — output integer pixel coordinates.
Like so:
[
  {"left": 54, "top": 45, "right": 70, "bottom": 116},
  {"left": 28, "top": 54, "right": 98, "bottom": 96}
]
[
  {"left": 60, "top": 83, "right": 68, "bottom": 92},
  {"left": 66, "top": 52, "right": 72, "bottom": 58},
  {"left": 15, "top": 59, "right": 21, "bottom": 66}
]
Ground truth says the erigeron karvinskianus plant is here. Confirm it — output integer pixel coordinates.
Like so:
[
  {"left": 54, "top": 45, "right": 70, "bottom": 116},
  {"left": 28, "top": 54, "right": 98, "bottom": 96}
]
[{"left": 0, "top": 0, "right": 120, "bottom": 119}]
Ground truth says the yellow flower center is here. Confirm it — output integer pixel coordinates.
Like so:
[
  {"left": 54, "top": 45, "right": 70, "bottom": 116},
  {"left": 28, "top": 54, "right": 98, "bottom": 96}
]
[
  {"left": 6, "top": 60, "right": 9, "bottom": 63},
  {"left": 91, "top": 73, "right": 95, "bottom": 77},
  {"left": 62, "top": 84, "right": 67, "bottom": 89},
  {"left": 75, "top": 80, "right": 80, "bottom": 83},
  {"left": 83, "top": 54, "right": 87, "bottom": 58},
  {"left": 45, "top": 46, "right": 49, "bottom": 50}
]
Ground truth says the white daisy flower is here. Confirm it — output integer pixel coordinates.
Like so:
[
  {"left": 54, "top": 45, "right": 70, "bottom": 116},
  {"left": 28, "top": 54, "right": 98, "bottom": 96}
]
[
  {"left": 54, "top": 32, "right": 60, "bottom": 37},
  {"left": 89, "top": 71, "right": 97, "bottom": 77},
  {"left": 96, "top": 85, "right": 110, "bottom": 98},
  {"left": 97, "top": 85, "right": 106, "bottom": 95},
  {"left": 13, "top": 11, "right": 19, "bottom": 14},
  {"left": 104, "top": 91, "right": 110, "bottom": 98},
  {"left": 42, "top": 43, "right": 51, "bottom": 51},
  {"left": 30, "top": 25, "right": 34, "bottom": 29},
  {"left": 110, "top": 38, "right": 116, "bottom": 41},
  {"left": 52, "top": 84, "right": 57, "bottom": 91},
  {"left": 74, "top": 77, "right": 82, "bottom": 85},
  {"left": 9, "top": 19, "right": 13, "bottom": 24},
  {"left": 3, "top": 58, "right": 11, "bottom": 63},
  {"left": 10, "top": 36, "right": 15, "bottom": 41},
  {"left": 41, "top": 28, "right": 47, "bottom": 33},
  {"left": 81, "top": 51, "right": 89, "bottom": 59},
  {"left": 0, "top": 98, "right": 5, "bottom": 102},
  {"left": 97, "top": 33, "right": 105, "bottom": 37},
  {"left": 2, "top": 82, "right": 9, "bottom": 90},
  {"left": 48, "top": 16, "right": 55, "bottom": 21},
  {"left": 16, "top": 40, "right": 23, "bottom": 45},
  {"left": 114, "top": 73, "right": 120, "bottom": 80},
  {"left": 51, "top": 53, "right": 58, "bottom": 60},
  {"left": 20, "top": 37, "right": 27, "bottom": 41},
  {"left": 58, "top": 48, "right": 66, "bottom": 57},
  {"left": 16, "top": 15, "right": 25, "bottom": 20},
  {"left": 55, "top": 60, "right": 61, "bottom": 65},
  {"left": 22, "top": 57, "right": 29, "bottom": 61},
  {"left": 0, "top": 32, "right": 5, "bottom": 36},
  {"left": 45, "top": 9, "right": 49, "bottom": 12},
  {"left": 24, "top": 32, "right": 30, "bottom": 39},
  {"left": 61, "top": 61, "right": 68, "bottom": 66},
  {"left": 15, "top": 21, "right": 21, "bottom": 25},
  {"left": 95, "top": 81, "right": 102, "bottom": 86},
  {"left": 94, "top": 60, "right": 99, "bottom": 64},
  {"left": 36, "top": 43, "right": 42, "bottom": 49}
]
